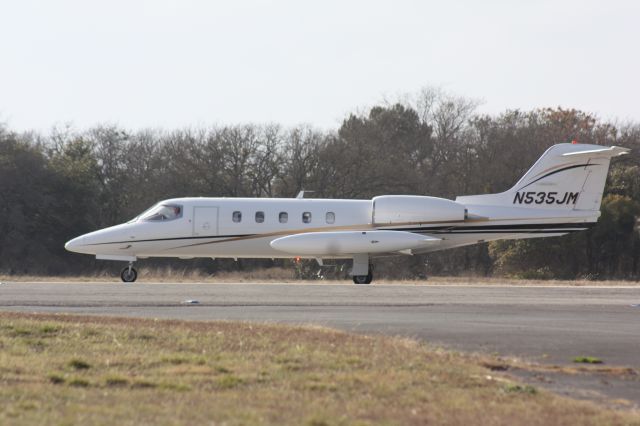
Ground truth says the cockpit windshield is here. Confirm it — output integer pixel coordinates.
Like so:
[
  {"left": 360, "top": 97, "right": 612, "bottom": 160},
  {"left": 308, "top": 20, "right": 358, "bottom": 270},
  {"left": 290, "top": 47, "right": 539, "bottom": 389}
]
[{"left": 138, "top": 204, "right": 183, "bottom": 222}]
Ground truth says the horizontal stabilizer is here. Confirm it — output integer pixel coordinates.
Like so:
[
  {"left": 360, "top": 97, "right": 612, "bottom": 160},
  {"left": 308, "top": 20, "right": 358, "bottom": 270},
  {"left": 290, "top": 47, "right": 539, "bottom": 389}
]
[{"left": 562, "top": 146, "right": 629, "bottom": 158}]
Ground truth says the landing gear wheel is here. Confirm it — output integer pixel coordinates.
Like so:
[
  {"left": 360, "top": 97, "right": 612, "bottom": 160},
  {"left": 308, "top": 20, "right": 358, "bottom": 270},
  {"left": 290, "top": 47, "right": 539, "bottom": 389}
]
[
  {"left": 353, "top": 271, "right": 373, "bottom": 284},
  {"left": 120, "top": 266, "right": 137, "bottom": 283}
]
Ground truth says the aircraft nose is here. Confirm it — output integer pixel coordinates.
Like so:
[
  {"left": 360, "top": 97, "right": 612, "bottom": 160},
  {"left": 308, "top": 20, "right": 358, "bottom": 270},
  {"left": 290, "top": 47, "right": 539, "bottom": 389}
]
[{"left": 64, "top": 236, "right": 86, "bottom": 253}]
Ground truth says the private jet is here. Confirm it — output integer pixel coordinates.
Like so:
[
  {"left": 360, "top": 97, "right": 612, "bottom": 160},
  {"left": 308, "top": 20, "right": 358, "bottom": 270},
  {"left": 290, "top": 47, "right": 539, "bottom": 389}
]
[{"left": 65, "top": 143, "right": 629, "bottom": 283}]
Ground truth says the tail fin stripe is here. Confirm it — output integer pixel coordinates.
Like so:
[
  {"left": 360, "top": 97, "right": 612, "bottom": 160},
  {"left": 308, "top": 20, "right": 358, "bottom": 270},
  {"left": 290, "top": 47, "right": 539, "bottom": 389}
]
[
  {"left": 516, "top": 163, "right": 600, "bottom": 191},
  {"left": 529, "top": 161, "right": 580, "bottom": 179}
]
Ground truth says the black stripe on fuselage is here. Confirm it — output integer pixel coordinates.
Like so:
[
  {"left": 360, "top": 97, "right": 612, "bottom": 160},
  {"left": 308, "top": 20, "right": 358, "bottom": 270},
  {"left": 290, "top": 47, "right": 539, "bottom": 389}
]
[
  {"left": 413, "top": 229, "right": 581, "bottom": 234},
  {"left": 85, "top": 222, "right": 594, "bottom": 246},
  {"left": 382, "top": 223, "right": 596, "bottom": 232},
  {"left": 86, "top": 234, "right": 252, "bottom": 246}
]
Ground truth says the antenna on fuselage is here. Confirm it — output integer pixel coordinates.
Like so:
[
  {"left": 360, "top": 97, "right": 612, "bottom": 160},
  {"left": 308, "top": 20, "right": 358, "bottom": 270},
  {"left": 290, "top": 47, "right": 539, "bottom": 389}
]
[{"left": 296, "top": 190, "right": 315, "bottom": 199}]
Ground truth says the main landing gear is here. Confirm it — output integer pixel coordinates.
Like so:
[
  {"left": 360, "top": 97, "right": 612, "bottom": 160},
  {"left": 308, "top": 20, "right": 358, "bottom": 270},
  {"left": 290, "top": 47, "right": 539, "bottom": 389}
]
[
  {"left": 351, "top": 254, "right": 373, "bottom": 284},
  {"left": 352, "top": 271, "right": 373, "bottom": 284},
  {"left": 120, "top": 262, "right": 138, "bottom": 283}
]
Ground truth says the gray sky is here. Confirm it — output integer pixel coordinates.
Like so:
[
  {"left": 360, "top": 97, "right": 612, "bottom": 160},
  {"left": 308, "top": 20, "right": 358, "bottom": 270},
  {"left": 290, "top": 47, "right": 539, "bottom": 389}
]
[{"left": 1, "top": 0, "right": 639, "bottom": 131}]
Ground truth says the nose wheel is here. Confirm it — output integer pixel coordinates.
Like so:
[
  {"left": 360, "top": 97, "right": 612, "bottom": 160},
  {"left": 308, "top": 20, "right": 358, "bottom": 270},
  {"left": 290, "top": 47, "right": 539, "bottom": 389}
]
[{"left": 120, "top": 263, "right": 138, "bottom": 283}]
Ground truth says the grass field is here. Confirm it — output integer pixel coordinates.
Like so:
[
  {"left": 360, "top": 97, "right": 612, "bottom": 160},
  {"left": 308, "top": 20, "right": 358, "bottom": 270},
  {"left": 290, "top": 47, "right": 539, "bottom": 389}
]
[
  {"left": 1, "top": 267, "right": 639, "bottom": 286},
  {"left": 0, "top": 313, "right": 638, "bottom": 425}
]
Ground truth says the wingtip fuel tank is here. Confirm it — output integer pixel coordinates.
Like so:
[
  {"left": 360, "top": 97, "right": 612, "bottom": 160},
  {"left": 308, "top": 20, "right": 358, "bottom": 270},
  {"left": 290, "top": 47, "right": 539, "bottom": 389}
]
[{"left": 270, "top": 230, "right": 440, "bottom": 256}]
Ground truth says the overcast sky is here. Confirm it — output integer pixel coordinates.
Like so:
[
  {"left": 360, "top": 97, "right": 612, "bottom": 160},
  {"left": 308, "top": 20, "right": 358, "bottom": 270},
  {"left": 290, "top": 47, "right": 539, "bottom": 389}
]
[{"left": 1, "top": 0, "right": 639, "bottom": 131}]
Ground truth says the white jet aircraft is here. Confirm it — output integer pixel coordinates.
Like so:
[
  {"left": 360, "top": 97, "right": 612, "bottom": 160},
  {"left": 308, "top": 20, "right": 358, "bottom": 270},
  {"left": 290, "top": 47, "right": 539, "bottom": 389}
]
[{"left": 65, "top": 143, "right": 629, "bottom": 283}]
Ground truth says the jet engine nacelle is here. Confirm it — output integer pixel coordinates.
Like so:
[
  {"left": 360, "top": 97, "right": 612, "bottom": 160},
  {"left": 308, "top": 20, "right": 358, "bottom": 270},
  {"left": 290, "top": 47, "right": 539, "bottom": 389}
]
[{"left": 372, "top": 195, "right": 466, "bottom": 225}]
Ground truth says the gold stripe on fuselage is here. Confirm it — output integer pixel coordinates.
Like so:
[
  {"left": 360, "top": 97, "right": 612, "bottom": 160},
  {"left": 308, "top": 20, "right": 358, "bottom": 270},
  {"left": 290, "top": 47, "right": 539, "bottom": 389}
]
[{"left": 164, "top": 215, "right": 590, "bottom": 250}]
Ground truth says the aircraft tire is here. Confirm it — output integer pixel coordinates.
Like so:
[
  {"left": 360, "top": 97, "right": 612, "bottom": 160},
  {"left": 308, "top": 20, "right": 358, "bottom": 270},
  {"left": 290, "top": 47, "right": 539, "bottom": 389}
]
[
  {"left": 352, "top": 272, "right": 373, "bottom": 284},
  {"left": 120, "top": 267, "right": 138, "bottom": 283}
]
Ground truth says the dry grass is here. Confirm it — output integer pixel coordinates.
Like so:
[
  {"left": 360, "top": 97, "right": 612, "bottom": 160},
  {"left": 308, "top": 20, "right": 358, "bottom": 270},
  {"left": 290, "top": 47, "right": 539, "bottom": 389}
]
[
  {"left": 0, "top": 312, "right": 638, "bottom": 425},
  {"left": 1, "top": 267, "right": 638, "bottom": 286},
  {"left": 376, "top": 276, "right": 640, "bottom": 287},
  {"left": 0, "top": 267, "right": 297, "bottom": 283}
]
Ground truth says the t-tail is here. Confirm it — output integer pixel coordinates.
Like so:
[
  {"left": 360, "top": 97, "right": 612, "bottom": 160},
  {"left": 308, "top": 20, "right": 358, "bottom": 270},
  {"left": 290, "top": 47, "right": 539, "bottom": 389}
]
[{"left": 456, "top": 143, "right": 630, "bottom": 225}]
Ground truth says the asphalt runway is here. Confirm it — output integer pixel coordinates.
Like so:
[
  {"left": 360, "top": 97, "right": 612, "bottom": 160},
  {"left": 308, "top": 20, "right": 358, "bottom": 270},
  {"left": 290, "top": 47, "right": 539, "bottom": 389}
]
[{"left": 1, "top": 282, "right": 639, "bottom": 368}]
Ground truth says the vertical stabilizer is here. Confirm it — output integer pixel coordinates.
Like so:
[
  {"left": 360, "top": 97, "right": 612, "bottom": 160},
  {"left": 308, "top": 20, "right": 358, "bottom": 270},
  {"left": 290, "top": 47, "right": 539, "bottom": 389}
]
[{"left": 456, "top": 143, "right": 629, "bottom": 211}]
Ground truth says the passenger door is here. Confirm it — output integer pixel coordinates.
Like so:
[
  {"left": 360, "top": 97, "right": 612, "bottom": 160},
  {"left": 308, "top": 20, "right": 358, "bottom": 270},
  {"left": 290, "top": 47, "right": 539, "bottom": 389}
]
[{"left": 193, "top": 207, "right": 219, "bottom": 236}]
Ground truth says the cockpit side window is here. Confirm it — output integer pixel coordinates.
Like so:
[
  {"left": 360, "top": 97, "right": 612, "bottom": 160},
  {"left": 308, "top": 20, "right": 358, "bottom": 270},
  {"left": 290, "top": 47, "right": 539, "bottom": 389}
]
[{"left": 140, "top": 204, "right": 183, "bottom": 222}]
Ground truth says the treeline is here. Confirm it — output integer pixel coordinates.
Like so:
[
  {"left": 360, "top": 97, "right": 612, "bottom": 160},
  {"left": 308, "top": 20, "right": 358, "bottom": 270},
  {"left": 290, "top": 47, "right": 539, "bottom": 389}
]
[{"left": 1, "top": 89, "right": 639, "bottom": 279}]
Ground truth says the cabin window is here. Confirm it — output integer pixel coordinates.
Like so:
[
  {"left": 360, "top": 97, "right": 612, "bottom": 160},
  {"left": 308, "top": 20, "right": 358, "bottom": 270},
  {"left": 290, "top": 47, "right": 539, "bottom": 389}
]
[
  {"left": 255, "top": 211, "right": 265, "bottom": 223},
  {"left": 326, "top": 212, "right": 335, "bottom": 224},
  {"left": 141, "top": 204, "right": 182, "bottom": 222},
  {"left": 232, "top": 211, "right": 242, "bottom": 223},
  {"left": 302, "top": 212, "right": 312, "bottom": 223},
  {"left": 279, "top": 212, "right": 288, "bottom": 223}
]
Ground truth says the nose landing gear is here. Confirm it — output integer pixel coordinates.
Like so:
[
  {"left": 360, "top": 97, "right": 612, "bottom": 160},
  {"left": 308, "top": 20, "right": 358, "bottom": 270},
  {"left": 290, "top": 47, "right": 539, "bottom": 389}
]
[{"left": 120, "top": 262, "right": 138, "bottom": 283}]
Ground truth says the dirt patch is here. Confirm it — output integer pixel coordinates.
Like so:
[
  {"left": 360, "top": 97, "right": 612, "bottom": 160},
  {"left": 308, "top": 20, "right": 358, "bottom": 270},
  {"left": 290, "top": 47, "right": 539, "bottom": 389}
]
[{"left": 511, "top": 367, "right": 640, "bottom": 412}]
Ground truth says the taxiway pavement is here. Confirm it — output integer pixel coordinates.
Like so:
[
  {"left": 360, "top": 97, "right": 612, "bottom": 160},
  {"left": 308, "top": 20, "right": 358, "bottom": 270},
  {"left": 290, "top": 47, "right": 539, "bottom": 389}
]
[{"left": 1, "top": 282, "right": 638, "bottom": 368}]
